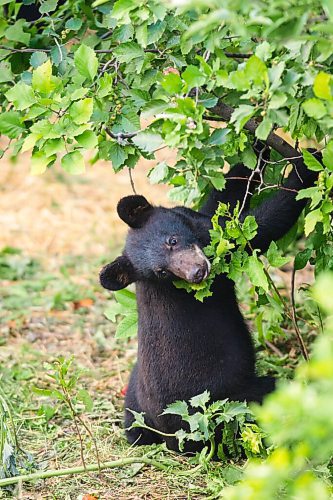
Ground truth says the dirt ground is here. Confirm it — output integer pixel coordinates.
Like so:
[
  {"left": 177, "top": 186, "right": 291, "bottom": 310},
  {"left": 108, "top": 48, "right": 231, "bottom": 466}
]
[{"left": 1, "top": 150, "right": 212, "bottom": 500}]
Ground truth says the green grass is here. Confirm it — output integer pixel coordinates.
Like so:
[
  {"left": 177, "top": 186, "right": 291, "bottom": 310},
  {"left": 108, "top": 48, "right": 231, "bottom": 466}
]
[
  {"left": 0, "top": 249, "right": 235, "bottom": 498},
  {"left": 0, "top": 247, "right": 314, "bottom": 499}
]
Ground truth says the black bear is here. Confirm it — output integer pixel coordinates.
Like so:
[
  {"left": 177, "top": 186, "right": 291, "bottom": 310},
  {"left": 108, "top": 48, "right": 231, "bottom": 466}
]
[{"left": 100, "top": 149, "right": 318, "bottom": 452}]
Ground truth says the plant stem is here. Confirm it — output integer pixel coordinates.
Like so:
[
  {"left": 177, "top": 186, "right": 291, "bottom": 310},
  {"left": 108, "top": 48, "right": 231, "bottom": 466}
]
[
  {"left": 290, "top": 265, "right": 309, "bottom": 361},
  {"left": 0, "top": 457, "right": 169, "bottom": 487}
]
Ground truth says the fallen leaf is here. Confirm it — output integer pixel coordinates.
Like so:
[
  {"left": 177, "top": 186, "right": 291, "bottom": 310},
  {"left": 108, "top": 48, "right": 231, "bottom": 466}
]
[{"left": 73, "top": 298, "right": 94, "bottom": 310}]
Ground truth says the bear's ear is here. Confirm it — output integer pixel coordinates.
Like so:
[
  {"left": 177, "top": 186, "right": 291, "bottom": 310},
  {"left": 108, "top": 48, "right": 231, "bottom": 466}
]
[
  {"left": 99, "top": 256, "right": 136, "bottom": 290},
  {"left": 117, "top": 195, "right": 153, "bottom": 228}
]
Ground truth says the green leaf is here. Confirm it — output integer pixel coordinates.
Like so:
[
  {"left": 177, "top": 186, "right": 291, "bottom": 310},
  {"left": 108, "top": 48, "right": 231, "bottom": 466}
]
[
  {"left": 294, "top": 248, "right": 312, "bottom": 270},
  {"left": 141, "top": 99, "right": 168, "bottom": 118},
  {"left": 147, "top": 20, "right": 167, "bottom": 44},
  {"left": 161, "top": 72, "right": 183, "bottom": 94},
  {"left": 127, "top": 409, "right": 146, "bottom": 428},
  {"left": 313, "top": 72, "right": 332, "bottom": 100},
  {"left": 242, "top": 216, "right": 258, "bottom": 241},
  {"left": 104, "top": 301, "right": 123, "bottom": 322},
  {"left": 114, "top": 289, "right": 137, "bottom": 308},
  {"left": 5, "top": 82, "right": 36, "bottom": 111},
  {"left": 77, "top": 389, "right": 93, "bottom": 412},
  {"left": 182, "top": 65, "right": 206, "bottom": 89},
  {"left": 0, "top": 111, "right": 24, "bottom": 138},
  {"left": 208, "top": 128, "right": 230, "bottom": 145},
  {"left": 296, "top": 187, "right": 321, "bottom": 207},
  {"left": 97, "top": 73, "right": 113, "bottom": 98},
  {"left": 114, "top": 23, "right": 134, "bottom": 43},
  {"left": 230, "top": 105, "right": 256, "bottom": 134},
  {"left": 65, "top": 18, "right": 83, "bottom": 31},
  {"left": 302, "top": 98, "right": 326, "bottom": 119},
  {"left": 0, "top": 61, "right": 13, "bottom": 83},
  {"left": 108, "top": 142, "right": 128, "bottom": 171},
  {"left": 246, "top": 255, "right": 269, "bottom": 292},
  {"left": 267, "top": 241, "right": 290, "bottom": 267},
  {"left": 241, "top": 146, "right": 257, "bottom": 169},
  {"left": 44, "top": 138, "right": 65, "bottom": 156},
  {"left": 61, "top": 150, "right": 86, "bottom": 175},
  {"left": 22, "top": 133, "right": 39, "bottom": 153},
  {"left": 32, "top": 60, "right": 53, "bottom": 94},
  {"left": 111, "top": 0, "right": 137, "bottom": 20},
  {"left": 69, "top": 98, "right": 93, "bottom": 125},
  {"left": 162, "top": 400, "right": 189, "bottom": 418},
  {"left": 190, "top": 390, "right": 210, "bottom": 409},
  {"left": 75, "top": 130, "right": 98, "bottom": 148},
  {"left": 136, "top": 22, "right": 148, "bottom": 47},
  {"left": 115, "top": 312, "right": 138, "bottom": 339},
  {"left": 5, "top": 20, "right": 30, "bottom": 45},
  {"left": 30, "top": 51, "right": 48, "bottom": 68},
  {"left": 50, "top": 45, "right": 67, "bottom": 66},
  {"left": 268, "top": 92, "right": 287, "bottom": 110},
  {"left": 322, "top": 140, "right": 333, "bottom": 171},
  {"left": 132, "top": 131, "right": 164, "bottom": 152},
  {"left": 302, "top": 149, "right": 323, "bottom": 171},
  {"left": 39, "top": 0, "right": 58, "bottom": 13},
  {"left": 255, "top": 117, "right": 273, "bottom": 140},
  {"left": 30, "top": 152, "right": 54, "bottom": 175},
  {"left": 304, "top": 209, "right": 323, "bottom": 236},
  {"left": 74, "top": 45, "right": 98, "bottom": 81},
  {"left": 113, "top": 42, "right": 144, "bottom": 63},
  {"left": 210, "top": 174, "right": 226, "bottom": 191},
  {"left": 245, "top": 55, "right": 268, "bottom": 86},
  {"left": 149, "top": 161, "right": 169, "bottom": 184}
]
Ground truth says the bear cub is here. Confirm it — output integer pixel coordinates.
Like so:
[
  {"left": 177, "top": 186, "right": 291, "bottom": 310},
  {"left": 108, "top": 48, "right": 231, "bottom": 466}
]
[{"left": 100, "top": 155, "right": 318, "bottom": 453}]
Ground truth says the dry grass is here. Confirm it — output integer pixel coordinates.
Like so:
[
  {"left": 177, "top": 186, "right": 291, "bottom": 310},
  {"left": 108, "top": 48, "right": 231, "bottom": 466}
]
[
  {"left": 0, "top": 148, "right": 174, "bottom": 257},
  {"left": 0, "top": 150, "right": 217, "bottom": 499}
]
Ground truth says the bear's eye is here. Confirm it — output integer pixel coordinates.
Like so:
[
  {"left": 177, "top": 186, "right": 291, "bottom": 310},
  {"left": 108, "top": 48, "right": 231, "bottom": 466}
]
[
  {"left": 167, "top": 236, "right": 178, "bottom": 247},
  {"left": 156, "top": 269, "right": 167, "bottom": 278}
]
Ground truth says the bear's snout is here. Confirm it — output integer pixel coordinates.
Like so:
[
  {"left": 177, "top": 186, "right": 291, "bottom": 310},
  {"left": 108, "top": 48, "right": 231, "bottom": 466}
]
[
  {"left": 169, "top": 245, "right": 211, "bottom": 283},
  {"left": 188, "top": 262, "right": 209, "bottom": 284}
]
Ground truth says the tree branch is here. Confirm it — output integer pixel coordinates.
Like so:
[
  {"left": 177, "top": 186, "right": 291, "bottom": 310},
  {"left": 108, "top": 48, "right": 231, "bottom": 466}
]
[
  {"left": 224, "top": 52, "right": 252, "bottom": 59},
  {"left": 105, "top": 127, "right": 138, "bottom": 140},
  {"left": 209, "top": 102, "right": 299, "bottom": 159}
]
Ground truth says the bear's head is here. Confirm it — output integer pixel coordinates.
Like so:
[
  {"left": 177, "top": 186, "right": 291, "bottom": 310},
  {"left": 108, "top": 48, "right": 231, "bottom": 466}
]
[{"left": 100, "top": 195, "right": 211, "bottom": 290}]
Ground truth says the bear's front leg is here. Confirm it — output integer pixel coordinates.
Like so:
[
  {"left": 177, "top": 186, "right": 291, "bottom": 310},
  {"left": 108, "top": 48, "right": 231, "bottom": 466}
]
[{"left": 124, "top": 364, "right": 163, "bottom": 446}]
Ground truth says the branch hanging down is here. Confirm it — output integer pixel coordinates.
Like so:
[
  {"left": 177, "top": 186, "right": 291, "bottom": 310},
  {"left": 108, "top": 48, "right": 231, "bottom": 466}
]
[{"left": 209, "top": 102, "right": 299, "bottom": 160}]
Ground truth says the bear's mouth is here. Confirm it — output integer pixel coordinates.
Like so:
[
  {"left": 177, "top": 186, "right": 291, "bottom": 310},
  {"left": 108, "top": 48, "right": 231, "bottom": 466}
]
[{"left": 168, "top": 245, "right": 211, "bottom": 284}]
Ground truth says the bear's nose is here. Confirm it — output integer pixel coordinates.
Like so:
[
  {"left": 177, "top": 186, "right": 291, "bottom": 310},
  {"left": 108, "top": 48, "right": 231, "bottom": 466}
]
[{"left": 190, "top": 264, "right": 208, "bottom": 283}]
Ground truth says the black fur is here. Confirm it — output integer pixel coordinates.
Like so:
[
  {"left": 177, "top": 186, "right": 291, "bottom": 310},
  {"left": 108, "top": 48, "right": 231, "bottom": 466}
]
[{"left": 100, "top": 149, "right": 319, "bottom": 452}]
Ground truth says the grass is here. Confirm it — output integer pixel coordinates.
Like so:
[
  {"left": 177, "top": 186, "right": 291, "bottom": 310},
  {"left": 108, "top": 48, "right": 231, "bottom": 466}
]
[
  {"left": 0, "top": 247, "right": 317, "bottom": 499},
  {"left": 0, "top": 248, "right": 240, "bottom": 499}
]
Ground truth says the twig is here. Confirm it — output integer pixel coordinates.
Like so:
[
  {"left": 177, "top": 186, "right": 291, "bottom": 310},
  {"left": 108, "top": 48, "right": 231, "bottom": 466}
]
[
  {"left": 0, "top": 457, "right": 170, "bottom": 487},
  {"left": 265, "top": 340, "right": 284, "bottom": 358},
  {"left": 239, "top": 145, "right": 267, "bottom": 216},
  {"left": 224, "top": 52, "right": 252, "bottom": 59},
  {"left": 61, "top": 386, "right": 87, "bottom": 470},
  {"left": 291, "top": 265, "right": 309, "bottom": 361},
  {"left": 226, "top": 177, "right": 299, "bottom": 194},
  {"left": 94, "top": 48, "right": 162, "bottom": 54},
  {"left": 0, "top": 45, "right": 50, "bottom": 53},
  {"left": 100, "top": 29, "right": 114, "bottom": 40},
  {"left": 128, "top": 168, "right": 137, "bottom": 194}
]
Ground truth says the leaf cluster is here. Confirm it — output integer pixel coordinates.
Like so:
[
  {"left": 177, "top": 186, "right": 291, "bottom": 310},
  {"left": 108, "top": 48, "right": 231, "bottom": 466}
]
[{"left": 129, "top": 390, "right": 267, "bottom": 462}]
